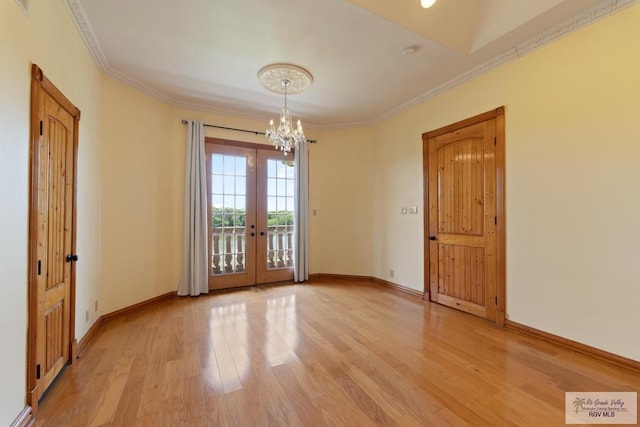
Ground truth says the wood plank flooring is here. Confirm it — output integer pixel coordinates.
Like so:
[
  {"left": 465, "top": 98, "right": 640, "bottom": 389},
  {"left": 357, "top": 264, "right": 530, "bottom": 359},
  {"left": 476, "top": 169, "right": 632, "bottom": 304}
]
[{"left": 35, "top": 279, "right": 639, "bottom": 426}]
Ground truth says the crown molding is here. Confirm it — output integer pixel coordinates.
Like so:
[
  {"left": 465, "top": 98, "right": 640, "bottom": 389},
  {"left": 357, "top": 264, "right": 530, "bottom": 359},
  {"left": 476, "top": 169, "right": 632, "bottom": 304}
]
[
  {"left": 65, "top": 0, "right": 639, "bottom": 130},
  {"left": 106, "top": 67, "right": 176, "bottom": 105},
  {"left": 64, "top": 0, "right": 108, "bottom": 71}
]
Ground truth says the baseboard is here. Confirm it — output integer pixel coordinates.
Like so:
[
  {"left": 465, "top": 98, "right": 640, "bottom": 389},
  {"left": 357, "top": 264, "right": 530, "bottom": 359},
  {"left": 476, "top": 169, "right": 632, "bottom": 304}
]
[
  {"left": 504, "top": 320, "right": 640, "bottom": 373},
  {"left": 77, "top": 317, "right": 103, "bottom": 355},
  {"left": 309, "top": 273, "right": 425, "bottom": 301},
  {"left": 309, "top": 273, "right": 371, "bottom": 282},
  {"left": 101, "top": 291, "right": 176, "bottom": 323},
  {"left": 370, "top": 277, "right": 425, "bottom": 301},
  {"left": 77, "top": 291, "right": 176, "bottom": 356},
  {"left": 10, "top": 406, "right": 34, "bottom": 427}
]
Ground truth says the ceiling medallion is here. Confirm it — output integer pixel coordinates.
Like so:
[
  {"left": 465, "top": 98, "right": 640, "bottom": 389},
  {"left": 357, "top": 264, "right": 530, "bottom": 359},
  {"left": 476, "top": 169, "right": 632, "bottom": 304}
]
[
  {"left": 259, "top": 64, "right": 313, "bottom": 155},
  {"left": 258, "top": 63, "right": 313, "bottom": 94}
]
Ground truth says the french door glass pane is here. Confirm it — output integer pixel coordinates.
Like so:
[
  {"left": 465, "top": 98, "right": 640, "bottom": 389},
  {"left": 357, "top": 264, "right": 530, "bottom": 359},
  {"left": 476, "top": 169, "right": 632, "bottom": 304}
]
[
  {"left": 265, "top": 159, "right": 294, "bottom": 270},
  {"left": 211, "top": 153, "right": 247, "bottom": 275}
]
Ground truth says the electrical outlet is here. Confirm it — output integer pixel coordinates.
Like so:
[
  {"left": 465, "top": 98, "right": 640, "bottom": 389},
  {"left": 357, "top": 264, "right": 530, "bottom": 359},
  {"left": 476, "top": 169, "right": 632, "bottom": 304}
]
[
  {"left": 85, "top": 310, "right": 89, "bottom": 322},
  {"left": 408, "top": 206, "right": 418, "bottom": 214},
  {"left": 94, "top": 300, "right": 98, "bottom": 312},
  {"left": 389, "top": 269, "right": 395, "bottom": 278}
]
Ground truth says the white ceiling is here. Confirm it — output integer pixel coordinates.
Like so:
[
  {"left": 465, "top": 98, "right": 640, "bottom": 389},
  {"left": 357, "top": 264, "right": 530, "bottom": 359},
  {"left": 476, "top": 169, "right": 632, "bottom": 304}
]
[{"left": 68, "top": 0, "right": 624, "bottom": 128}]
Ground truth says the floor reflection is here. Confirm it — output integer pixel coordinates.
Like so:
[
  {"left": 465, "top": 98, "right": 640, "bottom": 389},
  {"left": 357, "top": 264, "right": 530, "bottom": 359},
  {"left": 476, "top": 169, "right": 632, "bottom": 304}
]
[
  {"left": 203, "top": 302, "right": 249, "bottom": 393},
  {"left": 266, "top": 294, "right": 299, "bottom": 366},
  {"left": 201, "top": 292, "right": 300, "bottom": 393}
]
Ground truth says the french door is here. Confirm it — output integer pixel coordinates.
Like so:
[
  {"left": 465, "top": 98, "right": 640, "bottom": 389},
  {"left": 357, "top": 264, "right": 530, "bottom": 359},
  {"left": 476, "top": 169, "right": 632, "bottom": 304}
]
[{"left": 205, "top": 142, "right": 294, "bottom": 289}]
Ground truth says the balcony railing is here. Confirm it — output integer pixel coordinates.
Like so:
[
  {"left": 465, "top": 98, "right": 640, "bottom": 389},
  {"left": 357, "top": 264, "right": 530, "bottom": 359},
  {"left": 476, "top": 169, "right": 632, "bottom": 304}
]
[{"left": 211, "top": 225, "right": 294, "bottom": 275}]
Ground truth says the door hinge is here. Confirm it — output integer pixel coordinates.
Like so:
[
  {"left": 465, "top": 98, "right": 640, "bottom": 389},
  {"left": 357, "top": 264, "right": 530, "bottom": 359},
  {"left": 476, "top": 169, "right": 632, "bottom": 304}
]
[
  {"left": 37, "top": 260, "right": 41, "bottom": 276},
  {"left": 494, "top": 216, "right": 497, "bottom": 225},
  {"left": 494, "top": 296, "right": 498, "bottom": 306},
  {"left": 36, "top": 364, "right": 41, "bottom": 380},
  {"left": 39, "top": 120, "right": 43, "bottom": 136},
  {"left": 493, "top": 136, "right": 497, "bottom": 145}
]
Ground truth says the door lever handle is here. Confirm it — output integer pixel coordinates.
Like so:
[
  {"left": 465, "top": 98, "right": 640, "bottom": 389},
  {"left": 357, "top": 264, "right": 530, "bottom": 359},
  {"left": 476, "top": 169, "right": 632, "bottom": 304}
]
[
  {"left": 66, "top": 254, "right": 79, "bottom": 262},
  {"left": 428, "top": 236, "right": 436, "bottom": 241}
]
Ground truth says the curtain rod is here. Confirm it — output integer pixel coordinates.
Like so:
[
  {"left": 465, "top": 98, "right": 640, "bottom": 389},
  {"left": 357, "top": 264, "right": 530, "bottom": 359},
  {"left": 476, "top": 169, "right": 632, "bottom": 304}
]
[{"left": 181, "top": 119, "right": 317, "bottom": 143}]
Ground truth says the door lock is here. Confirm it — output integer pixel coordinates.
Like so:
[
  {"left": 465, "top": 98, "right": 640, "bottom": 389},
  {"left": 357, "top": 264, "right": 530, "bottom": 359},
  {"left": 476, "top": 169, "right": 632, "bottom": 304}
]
[{"left": 66, "top": 254, "right": 79, "bottom": 262}]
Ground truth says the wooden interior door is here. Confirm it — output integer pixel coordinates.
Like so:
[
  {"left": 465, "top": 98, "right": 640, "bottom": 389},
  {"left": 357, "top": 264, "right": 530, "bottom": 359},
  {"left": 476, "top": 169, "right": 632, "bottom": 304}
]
[
  {"left": 206, "top": 141, "right": 293, "bottom": 290},
  {"left": 28, "top": 65, "right": 79, "bottom": 408},
  {"left": 423, "top": 108, "right": 505, "bottom": 325}
]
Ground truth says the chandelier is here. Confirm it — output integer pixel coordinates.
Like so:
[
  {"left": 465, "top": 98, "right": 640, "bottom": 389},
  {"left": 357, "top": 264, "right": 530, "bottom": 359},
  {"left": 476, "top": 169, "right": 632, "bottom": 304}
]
[
  {"left": 266, "top": 79, "right": 305, "bottom": 155},
  {"left": 258, "top": 64, "right": 313, "bottom": 155}
]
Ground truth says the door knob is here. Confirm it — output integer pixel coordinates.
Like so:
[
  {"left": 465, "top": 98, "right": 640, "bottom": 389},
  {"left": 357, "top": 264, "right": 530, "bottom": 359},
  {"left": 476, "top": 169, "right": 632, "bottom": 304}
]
[
  {"left": 260, "top": 231, "right": 265, "bottom": 236},
  {"left": 66, "top": 254, "right": 79, "bottom": 262},
  {"left": 428, "top": 236, "right": 436, "bottom": 241},
  {"left": 250, "top": 232, "right": 255, "bottom": 237}
]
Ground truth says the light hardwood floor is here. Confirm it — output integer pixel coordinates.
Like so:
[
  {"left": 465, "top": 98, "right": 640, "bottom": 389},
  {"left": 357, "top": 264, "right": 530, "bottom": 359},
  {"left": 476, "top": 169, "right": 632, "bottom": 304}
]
[{"left": 36, "top": 279, "right": 639, "bottom": 426}]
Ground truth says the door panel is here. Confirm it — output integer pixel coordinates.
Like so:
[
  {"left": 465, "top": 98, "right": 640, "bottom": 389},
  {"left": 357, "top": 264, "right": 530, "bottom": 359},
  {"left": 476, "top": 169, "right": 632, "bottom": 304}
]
[
  {"left": 437, "top": 244, "right": 486, "bottom": 317},
  {"left": 206, "top": 144, "right": 257, "bottom": 290},
  {"left": 436, "top": 135, "right": 484, "bottom": 236},
  {"left": 41, "top": 94, "right": 74, "bottom": 393},
  {"left": 427, "top": 119, "right": 497, "bottom": 322},
  {"left": 257, "top": 150, "right": 295, "bottom": 284}
]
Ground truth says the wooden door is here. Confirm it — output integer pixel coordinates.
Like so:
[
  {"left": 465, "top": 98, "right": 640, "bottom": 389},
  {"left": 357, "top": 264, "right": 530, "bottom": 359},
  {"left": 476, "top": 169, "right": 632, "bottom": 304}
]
[
  {"left": 256, "top": 149, "right": 295, "bottom": 283},
  {"left": 206, "top": 144, "right": 257, "bottom": 290},
  {"left": 206, "top": 141, "right": 293, "bottom": 290},
  {"left": 28, "top": 65, "right": 79, "bottom": 408},
  {"left": 423, "top": 108, "right": 505, "bottom": 325}
]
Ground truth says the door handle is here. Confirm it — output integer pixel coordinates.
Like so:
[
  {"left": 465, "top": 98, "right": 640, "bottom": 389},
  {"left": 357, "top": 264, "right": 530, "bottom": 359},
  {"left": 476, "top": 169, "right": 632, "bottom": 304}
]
[
  {"left": 250, "top": 232, "right": 255, "bottom": 237},
  {"left": 260, "top": 231, "right": 265, "bottom": 236},
  {"left": 66, "top": 254, "right": 79, "bottom": 262},
  {"left": 428, "top": 236, "right": 436, "bottom": 241}
]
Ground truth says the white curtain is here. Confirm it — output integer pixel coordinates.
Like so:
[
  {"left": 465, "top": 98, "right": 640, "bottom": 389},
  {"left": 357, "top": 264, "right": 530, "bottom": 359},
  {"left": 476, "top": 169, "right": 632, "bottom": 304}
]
[
  {"left": 178, "top": 120, "right": 209, "bottom": 296},
  {"left": 294, "top": 141, "right": 309, "bottom": 282}
]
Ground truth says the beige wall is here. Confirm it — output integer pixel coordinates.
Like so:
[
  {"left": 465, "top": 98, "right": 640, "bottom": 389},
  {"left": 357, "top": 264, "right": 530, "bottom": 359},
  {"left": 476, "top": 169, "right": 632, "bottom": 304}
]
[
  {"left": 309, "top": 127, "right": 374, "bottom": 276},
  {"left": 0, "top": 0, "right": 102, "bottom": 422},
  {"left": 371, "top": 3, "right": 640, "bottom": 361},
  {"left": 99, "top": 76, "right": 174, "bottom": 312}
]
